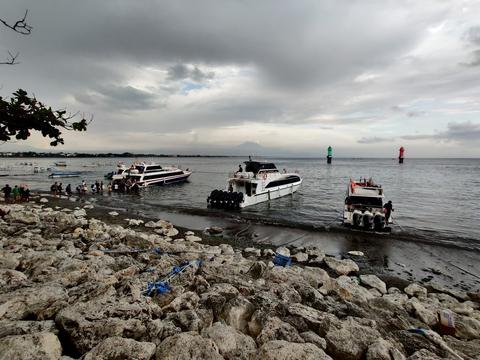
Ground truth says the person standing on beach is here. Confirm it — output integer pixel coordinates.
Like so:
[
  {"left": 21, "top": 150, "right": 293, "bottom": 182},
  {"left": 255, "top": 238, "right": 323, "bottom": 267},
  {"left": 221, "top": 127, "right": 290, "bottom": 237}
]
[
  {"left": 383, "top": 200, "right": 394, "bottom": 224},
  {"left": 12, "top": 185, "right": 20, "bottom": 202},
  {"left": 66, "top": 184, "right": 72, "bottom": 196},
  {"left": 2, "top": 184, "right": 12, "bottom": 203}
]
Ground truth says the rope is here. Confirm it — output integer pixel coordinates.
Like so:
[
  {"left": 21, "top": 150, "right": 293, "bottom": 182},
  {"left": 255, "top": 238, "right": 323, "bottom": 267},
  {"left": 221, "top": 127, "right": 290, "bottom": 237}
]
[
  {"left": 390, "top": 214, "right": 406, "bottom": 232},
  {"left": 144, "top": 259, "right": 202, "bottom": 297},
  {"left": 407, "top": 328, "right": 464, "bottom": 360}
]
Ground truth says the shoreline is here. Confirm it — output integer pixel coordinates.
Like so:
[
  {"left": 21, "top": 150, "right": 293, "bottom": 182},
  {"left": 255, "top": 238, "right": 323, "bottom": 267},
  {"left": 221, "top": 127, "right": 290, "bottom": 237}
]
[
  {"left": 37, "top": 192, "right": 480, "bottom": 293},
  {"left": 1, "top": 194, "right": 479, "bottom": 358}
]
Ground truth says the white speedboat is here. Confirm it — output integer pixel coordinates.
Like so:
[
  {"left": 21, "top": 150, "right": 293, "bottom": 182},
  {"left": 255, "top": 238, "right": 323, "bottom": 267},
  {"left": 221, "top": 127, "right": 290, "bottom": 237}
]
[
  {"left": 207, "top": 160, "right": 302, "bottom": 209},
  {"left": 111, "top": 162, "right": 191, "bottom": 187},
  {"left": 343, "top": 178, "right": 391, "bottom": 232}
]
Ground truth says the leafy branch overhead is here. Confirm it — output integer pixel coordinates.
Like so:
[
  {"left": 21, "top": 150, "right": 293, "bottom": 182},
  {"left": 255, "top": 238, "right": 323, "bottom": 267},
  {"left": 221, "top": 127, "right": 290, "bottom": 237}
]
[
  {"left": 0, "top": 89, "right": 91, "bottom": 146},
  {"left": 0, "top": 10, "right": 32, "bottom": 64}
]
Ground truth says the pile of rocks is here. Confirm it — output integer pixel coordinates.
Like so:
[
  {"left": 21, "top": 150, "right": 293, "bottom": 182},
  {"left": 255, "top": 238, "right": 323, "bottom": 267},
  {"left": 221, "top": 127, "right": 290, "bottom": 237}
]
[{"left": 0, "top": 201, "right": 479, "bottom": 359}]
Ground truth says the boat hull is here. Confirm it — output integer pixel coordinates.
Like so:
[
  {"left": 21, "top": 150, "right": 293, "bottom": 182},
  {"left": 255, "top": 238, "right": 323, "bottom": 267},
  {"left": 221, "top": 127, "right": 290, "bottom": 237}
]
[
  {"left": 48, "top": 173, "right": 80, "bottom": 178},
  {"left": 240, "top": 180, "right": 302, "bottom": 208},
  {"left": 138, "top": 172, "right": 191, "bottom": 187}
]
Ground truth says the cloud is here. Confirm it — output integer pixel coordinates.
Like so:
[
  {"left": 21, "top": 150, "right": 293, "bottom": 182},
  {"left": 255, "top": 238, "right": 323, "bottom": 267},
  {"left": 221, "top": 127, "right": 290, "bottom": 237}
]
[
  {"left": 166, "top": 63, "right": 214, "bottom": 82},
  {"left": 398, "top": 122, "right": 480, "bottom": 143},
  {"left": 358, "top": 136, "right": 395, "bottom": 144},
  {"left": 439, "top": 121, "right": 480, "bottom": 142},
  {"left": 465, "top": 26, "right": 480, "bottom": 45},
  {"left": 1, "top": 1, "right": 480, "bottom": 156},
  {"left": 75, "top": 85, "right": 160, "bottom": 110}
]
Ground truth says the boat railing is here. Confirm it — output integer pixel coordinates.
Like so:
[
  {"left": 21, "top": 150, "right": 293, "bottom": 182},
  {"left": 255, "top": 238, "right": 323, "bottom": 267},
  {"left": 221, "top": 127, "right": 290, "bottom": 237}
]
[{"left": 228, "top": 171, "right": 254, "bottom": 179}]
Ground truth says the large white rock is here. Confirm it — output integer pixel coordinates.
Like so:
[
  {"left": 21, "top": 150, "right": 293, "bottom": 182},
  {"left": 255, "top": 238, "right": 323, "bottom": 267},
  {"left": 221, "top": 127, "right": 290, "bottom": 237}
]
[
  {"left": 202, "top": 322, "right": 257, "bottom": 360},
  {"left": 360, "top": 275, "right": 387, "bottom": 294},
  {"left": 254, "top": 340, "right": 332, "bottom": 360},
  {"left": 84, "top": 337, "right": 156, "bottom": 360},
  {"left": 404, "top": 283, "right": 427, "bottom": 298},
  {"left": 256, "top": 316, "right": 304, "bottom": 346},
  {"left": 324, "top": 257, "right": 359, "bottom": 275},
  {"left": 326, "top": 317, "right": 381, "bottom": 360},
  {"left": 0, "top": 332, "right": 62, "bottom": 360},
  {"left": 156, "top": 332, "right": 223, "bottom": 360},
  {"left": 221, "top": 297, "right": 255, "bottom": 334},
  {"left": 186, "top": 235, "right": 202, "bottom": 242}
]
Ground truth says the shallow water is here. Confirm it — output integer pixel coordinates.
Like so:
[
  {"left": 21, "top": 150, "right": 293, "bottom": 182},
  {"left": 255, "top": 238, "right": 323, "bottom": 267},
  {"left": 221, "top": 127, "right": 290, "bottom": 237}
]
[{"left": 1, "top": 157, "right": 479, "bottom": 250}]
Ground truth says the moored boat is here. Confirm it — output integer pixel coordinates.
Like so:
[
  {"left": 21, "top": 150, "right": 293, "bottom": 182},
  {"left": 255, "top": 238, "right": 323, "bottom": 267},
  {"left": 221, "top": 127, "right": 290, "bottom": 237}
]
[
  {"left": 343, "top": 178, "right": 391, "bottom": 232},
  {"left": 54, "top": 161, "right": 67, "bottom": 167},
  {"left": 110, "top": 162, "right": 192, "bottom": 187},
  {"left": 207, "top": 159, "right": 302, "bottom": 209},
  {"left": 48, "top": 171, "right": 81, "bottom": 178}
]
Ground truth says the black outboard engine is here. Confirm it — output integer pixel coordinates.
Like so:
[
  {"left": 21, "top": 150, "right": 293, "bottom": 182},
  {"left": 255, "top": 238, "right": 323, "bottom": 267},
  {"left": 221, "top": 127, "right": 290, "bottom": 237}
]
[
  {"left": 207, "top": 190, "right": 244, "bottom": 209},
  {"left": 374, "top": 213, "right": 385, "bottom": 231},
  {"left": 363, "top": 212, "right": 374, "bottom": 230},
  {"left": 352, "top": 211, "right": 362, "bottom": 228}
]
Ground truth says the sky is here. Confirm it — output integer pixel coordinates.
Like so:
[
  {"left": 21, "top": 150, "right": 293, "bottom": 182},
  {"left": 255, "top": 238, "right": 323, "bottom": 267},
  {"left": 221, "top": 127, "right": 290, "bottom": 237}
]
[{"left": 1, "top": 0, "right": 480, "bottom": 157}]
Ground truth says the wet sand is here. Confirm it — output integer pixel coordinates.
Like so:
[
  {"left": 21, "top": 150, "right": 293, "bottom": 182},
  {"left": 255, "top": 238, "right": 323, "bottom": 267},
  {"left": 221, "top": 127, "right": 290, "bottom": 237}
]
[{"left": 42, "top": 192, "right": 480, "bottom": 292}]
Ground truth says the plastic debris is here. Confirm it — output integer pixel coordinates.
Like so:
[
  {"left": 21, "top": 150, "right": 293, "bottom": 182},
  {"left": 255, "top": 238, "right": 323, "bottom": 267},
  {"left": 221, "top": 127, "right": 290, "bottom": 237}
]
[
  {"left": 273, "top": 253, "right": 291, "bottom": 267},
  {"left": 144, "top": 259, "right": 202, "bottom": 297}
]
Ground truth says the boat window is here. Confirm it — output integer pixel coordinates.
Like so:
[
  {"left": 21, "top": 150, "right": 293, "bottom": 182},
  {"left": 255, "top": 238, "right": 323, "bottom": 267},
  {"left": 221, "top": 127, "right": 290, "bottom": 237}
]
[
  {"left": 144, "top": 165, "right": 163, "bottom": 173},
  {"left": 246, "top": 182, "right": 252, "bottom": 196},
  {"left": 265, "top": 175, "right": 300, "bottom": 189},
  {"left": 245, "top": 161, "right": 278, "bottom": 174},
  {"left": 252, "top": 183, "right": 257, "bottom": 194},
  {"left": 348, "top": 196, "right": 383, "bottom": 207},
  {"left": 142, "top": 171, "right": 183, "bottom": 180}
]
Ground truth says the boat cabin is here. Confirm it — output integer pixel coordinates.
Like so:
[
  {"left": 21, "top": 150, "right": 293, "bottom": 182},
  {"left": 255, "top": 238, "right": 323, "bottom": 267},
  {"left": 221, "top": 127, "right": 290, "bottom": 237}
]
[
  {"left": 244, "top": 161, "right": 278, "bottom": 175},
  {"left": 346, "top": 179, "right": 384, "bottom": 210}
]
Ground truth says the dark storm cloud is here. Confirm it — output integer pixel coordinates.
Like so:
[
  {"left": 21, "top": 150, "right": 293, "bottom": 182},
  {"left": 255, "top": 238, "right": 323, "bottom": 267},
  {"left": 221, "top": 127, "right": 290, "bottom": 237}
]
[
  {"left": 462, "top": 26, "right": 480, "bottom": 66},
  {"left": 465, "top": 26, "right": 480, "bottom": 45},
  {"left": 463, "top": 49, "right": 480, "bottom": 67},
  {"left": 439, "top": 121, "right": 480, "bottom": 142},
  {"left": 167, "top": 64, "right": 214, "bottom": 82},
  {"left": 399, "top": 122, "right": 480, "bottom": 143},
  {"left": 1, "top": 1, "right": 479, "bottom": 155},
  {"left": 1, "top": 0, "right": 440, "bottom": 88},
  {"left": 75, "top": 85, "right": 159, "bottom": 110}
]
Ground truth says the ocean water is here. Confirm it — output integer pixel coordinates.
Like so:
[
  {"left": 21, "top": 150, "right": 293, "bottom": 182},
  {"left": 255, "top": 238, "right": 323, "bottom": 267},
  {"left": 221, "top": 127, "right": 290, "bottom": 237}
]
[{"left": 1, "top": 157, "right": 479, "bottom": 250}]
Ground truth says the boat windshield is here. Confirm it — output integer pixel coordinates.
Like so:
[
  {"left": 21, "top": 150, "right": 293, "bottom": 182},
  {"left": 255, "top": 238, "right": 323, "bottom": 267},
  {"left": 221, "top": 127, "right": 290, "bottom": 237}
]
[
  {"left": 346, "top": 196, "right": 383, "bottom": 207},
  {"left": 244, "top": 161, "right": 278, "bottom": 174}
]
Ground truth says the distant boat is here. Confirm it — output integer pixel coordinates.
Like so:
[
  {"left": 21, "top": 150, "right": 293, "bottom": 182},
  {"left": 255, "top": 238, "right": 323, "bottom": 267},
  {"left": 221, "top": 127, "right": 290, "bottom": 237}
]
[
  {"left": 54, "top": 161, "right": 67, "bottom": 167},
  {"left": 48, "top": 171, "right": 81, "bottom": 178}
]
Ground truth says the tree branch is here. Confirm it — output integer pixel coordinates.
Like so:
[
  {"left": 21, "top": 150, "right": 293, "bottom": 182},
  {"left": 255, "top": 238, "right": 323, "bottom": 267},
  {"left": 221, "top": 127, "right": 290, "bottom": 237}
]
[
  {"left": 0, "top": 51, "right": 19, "bottom": 65},
  {"left": 0, "top": 10, "right": 32, "bottom": 35}
]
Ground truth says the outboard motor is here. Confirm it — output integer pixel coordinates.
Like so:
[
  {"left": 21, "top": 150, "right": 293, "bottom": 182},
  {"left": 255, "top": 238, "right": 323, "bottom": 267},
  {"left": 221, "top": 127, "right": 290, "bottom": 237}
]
[
  {"left": 207, "top": 190, "right": 244, "bottom": 209},
  {"left": 352, "top": 211, "right": 362, "bottom": 228},
  {"left": 374, "top": 213, "right": 385, "bottom": 231},
  {"left": 363, "top": 211, "right": 374, "bottom": 230}
]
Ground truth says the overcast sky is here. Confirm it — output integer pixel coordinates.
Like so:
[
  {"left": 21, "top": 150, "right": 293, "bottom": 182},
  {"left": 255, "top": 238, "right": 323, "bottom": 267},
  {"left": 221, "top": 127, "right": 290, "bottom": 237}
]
[{"left": 1, "top": 0, "right": 480, "bottom": 157}]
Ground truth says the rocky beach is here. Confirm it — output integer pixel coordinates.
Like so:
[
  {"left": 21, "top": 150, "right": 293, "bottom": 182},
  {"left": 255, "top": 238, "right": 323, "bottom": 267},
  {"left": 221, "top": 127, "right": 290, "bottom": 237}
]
[{"left": 1, "top": 194, "right": 480, "bottom": 360}]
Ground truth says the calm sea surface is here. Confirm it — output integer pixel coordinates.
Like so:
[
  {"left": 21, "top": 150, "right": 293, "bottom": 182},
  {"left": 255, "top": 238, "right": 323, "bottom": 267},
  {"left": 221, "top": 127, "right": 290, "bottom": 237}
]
[{"left": 1, "top": 157, "right": 479, "bottom": 249}]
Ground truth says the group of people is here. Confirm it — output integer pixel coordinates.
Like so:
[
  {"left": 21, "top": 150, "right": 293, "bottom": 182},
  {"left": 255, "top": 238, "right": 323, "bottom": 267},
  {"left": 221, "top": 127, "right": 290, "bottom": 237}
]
[
  {"left": 1, "top": 184, "right": 30, "bottom": 203},
  {"left": 50, "top": 178, "right": 141, "bottom": 196},
  {"left": 51, "top": 180, "right": 111, "bottom": 196},
  {"left": 111, "top": 178, "right": 140, "bottom": 193}
]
